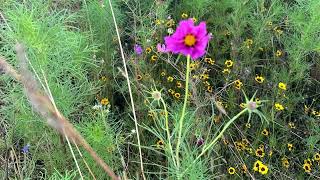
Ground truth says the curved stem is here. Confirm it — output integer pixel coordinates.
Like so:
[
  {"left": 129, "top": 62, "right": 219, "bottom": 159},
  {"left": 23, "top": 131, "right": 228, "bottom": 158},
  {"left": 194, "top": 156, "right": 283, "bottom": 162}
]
[
  {"left": 175, "top": 55, "right": 191, "bottom": 168},
  {"left": 160, "top": 98, "right": 177, "bottom": 167}
]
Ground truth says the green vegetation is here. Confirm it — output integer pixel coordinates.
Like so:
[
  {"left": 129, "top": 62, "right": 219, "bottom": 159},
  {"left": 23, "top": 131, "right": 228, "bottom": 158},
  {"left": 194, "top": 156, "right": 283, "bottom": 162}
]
[{"left": 0, "top": 0, "right": 319, "bottom": 179}]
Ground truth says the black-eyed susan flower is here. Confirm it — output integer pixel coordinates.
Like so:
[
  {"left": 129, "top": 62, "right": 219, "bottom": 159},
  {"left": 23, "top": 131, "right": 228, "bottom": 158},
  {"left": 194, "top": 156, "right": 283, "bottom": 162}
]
[
  {"left": 304, "top": 104, "right": 311, "bottom": 114},
  {"left": 161, "top": 71, "right": 166, "bottom": 76},
  {"left": 273, "top": 26, "right": 283, "bottom": 35},
  {"left": 174, "top": 92, "right": 181, "bottom": 99},
  {"left": 303, "top": 163, "right": 311, "bottom": 173},
  {"left": 240, "top": 103, "right": 246, "bottom": 109},
  {"left": 222, "top": 68, "right": 231, "bottom": 74},
  {"left": 242, "top": 139, "right": 249, "bottom": 146},
  {"left": 259, "top": 164, "right": 269, "bottom": 175},
  {"left": 224, "top": 30, "right": 231, "bottom": 36},
  {"left": 246, "top": 147, "right": 254, "bottom": 154},
  {"left": 181, "top": 13, "right": 188, "bottom": 19},
  {"left": 166, "top": 19, "right": 175, "bottom": 27},
  {"left": 282, "top": 157, "right": 290, "bottom": 168},
  {"left": 304, "top": 158, "right": 312, "bottom": 166},
  {"left": 314, "top": 153, "right": 320, "bottom": 161},
  {"left": 156, "top": 139, "right": 164, "bottom": 148},
  {"left": 287, "top": 143, "right": 293, "bottom": 151},
  {"left": 190, "top": 62, "right": 198, "bottom": 71},
  {"left": 278, "top": 82, "right": 287, "bottom": 90},
  {"left": 245, "top": 123, "right": 251, "bottom": 129},
  {"left": 242, "top": 164, "right": 248, "bottom": 173},
  {"left": 228, "top": 167, "right": 236, "bottom": 175},
  {"left": 275, "top": 50, "right": 283, "bottom": 57},
  {"left": 151, "top": 55, "right": 158, "bottom": 62},
  {"left": 234, "top": 79, "right": 243, "bottom": 90},
  {"left": 253, "top": 160, "right": 263, "bottom": 172},
  {"left": 255, "top": 75, "right": 265, "bottom": 83},
  {"left": 255, "top": 98, "right": 262, "bottom": 105},
  {"left": 168, "top": 89, "right": 175, "bottom": 95},
  {"left": 235, "top": 141, "right": 245, "bottom": 151},
  {"left": 176, "top": 81, "right": 182, "bottom": 88},
  {"left": 259, "top": 144, "right": 264, "bottom": 149},
  {"left": 225, "top": 60, "right": 234, "bottom": 68},
  {"left": 136, "top": 74, "right": 142, "bottom": 81},
  {"left": 203, "top": 81, "right": 210, "bottom": 86},
  {"left": 256, "top": 148, "right": 265, "bottom": 158},
  {"left": 146, "top": 47, "right": 152, "bottom": 53},
  {"left": 267, "top": 21, "right": 273, "bottom": 27},
  {"left": 101, "top": 98, "right": 109, "bottom": 105},
  {"left": 261, "top": 129, "right": 269, "bottom": 136},
  {"left": 160, "top": 110, "right": 167, "bottom": 117},
  {"left": 288, "top": 122, "right": 296, "bottom": 129},
  {"left": 222, "top": 138, "right": 229, "bottom": 145},
  {"left": 100, "top": 76, "right": 107, "bottom": 81},
  {"left": 207, "top": 86, "right": 213, "bottom": 93},
  {"left": 167, "top": 76, "right": 174, "bottom": 82},
  {"left": 200, "top": 73, "right": 209, "bottom": 80},
  {"left": 213, "top": 116, "right": 221, "bottom": 124},
  {"left": 275, "top": 103, "right": 284, "bottom": 111},
  {"left": 192, "top": 17, "right": 197, "bottom": 22},
  {"left": 244, "top": 38, "right": 253, "bottom": 48},
  {"left": 205, "top": 57, "right": 215, "bottom": 65},
  {"left": 155, "top": 19, "right": 161, "bottom": 25},
  {"left": 148, "top": 111, "right": 156, "bottom": 119}
]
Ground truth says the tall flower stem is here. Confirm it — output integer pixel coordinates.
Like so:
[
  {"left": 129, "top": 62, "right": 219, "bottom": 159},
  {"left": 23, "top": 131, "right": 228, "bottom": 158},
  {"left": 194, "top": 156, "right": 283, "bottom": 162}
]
[
  {"left": 175, "top": 55, "right": 191, "bottom": 168},
  {"left": 160, "top": 98, "right": 177, "bottom": 167}
]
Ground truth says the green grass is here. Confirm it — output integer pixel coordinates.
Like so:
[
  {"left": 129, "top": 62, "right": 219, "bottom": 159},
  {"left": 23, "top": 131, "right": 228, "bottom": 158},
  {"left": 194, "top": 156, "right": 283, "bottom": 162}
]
[{"left": 0, "top": 0, "right": 320, "bottom": 179}]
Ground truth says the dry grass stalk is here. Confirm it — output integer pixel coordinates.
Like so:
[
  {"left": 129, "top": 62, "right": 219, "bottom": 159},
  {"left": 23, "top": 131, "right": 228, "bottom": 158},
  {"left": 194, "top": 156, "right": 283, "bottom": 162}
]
[{"left": 0, "top": 43, "right": 119, "bottom": 180}]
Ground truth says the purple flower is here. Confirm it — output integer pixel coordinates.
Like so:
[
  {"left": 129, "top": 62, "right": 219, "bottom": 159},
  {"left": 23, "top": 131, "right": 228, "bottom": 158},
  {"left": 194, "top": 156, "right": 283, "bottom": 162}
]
[
  {"left": 157, "top": 43, "right": 168, "bottom": 53},
  {"left": 22, "top": 144, "right": 30, "bottom": 154},
  {"left": 196, "top": 137, "right": 204, "bottom": 147},
  {"left": 164, "top": 19, "right": 211, "bottom": 60},
  {"left": 134, "top": 44, "right": 143, "bottom": 55}
]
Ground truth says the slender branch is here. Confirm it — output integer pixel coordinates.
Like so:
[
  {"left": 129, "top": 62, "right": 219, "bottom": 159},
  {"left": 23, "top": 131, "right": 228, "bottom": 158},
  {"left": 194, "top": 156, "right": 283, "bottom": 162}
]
[{"left": 107, "top": 0, "right": 146, "bottom": 179}]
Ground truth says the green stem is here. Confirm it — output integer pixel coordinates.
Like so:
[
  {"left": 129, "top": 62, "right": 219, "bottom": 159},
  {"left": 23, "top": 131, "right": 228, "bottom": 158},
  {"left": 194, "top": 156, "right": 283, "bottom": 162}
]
[
  {"left": 175, "top": 55, "right": 191, "bottom": 168},
  {"left": 181, "top": 108, "right": 248, "bottom": 175},
  {"left": 160, "top": 98, "right": 177, "bottom": 167}
]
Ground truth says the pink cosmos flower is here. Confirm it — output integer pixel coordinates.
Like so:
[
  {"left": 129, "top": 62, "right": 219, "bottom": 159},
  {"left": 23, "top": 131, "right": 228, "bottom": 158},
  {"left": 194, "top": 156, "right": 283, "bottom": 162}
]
[
  {"left": 164, "top": 19, "right": 211, "bottom": 60},
  {"left": 157, "top": 43, "right": 168, "bottom": 53}
]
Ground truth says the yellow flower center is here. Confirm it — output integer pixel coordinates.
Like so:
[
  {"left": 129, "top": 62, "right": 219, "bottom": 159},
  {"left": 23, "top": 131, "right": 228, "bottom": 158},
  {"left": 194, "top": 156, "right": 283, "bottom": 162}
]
[{"left": 184, "top": 34, "right": 197, "bottom": 47}]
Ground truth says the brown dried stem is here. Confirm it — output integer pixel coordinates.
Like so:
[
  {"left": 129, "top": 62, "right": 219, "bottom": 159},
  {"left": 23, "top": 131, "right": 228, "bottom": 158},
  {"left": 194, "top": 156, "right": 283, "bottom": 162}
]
[{"left": 0, "top": 43, "right": 119, "bottom": 180}]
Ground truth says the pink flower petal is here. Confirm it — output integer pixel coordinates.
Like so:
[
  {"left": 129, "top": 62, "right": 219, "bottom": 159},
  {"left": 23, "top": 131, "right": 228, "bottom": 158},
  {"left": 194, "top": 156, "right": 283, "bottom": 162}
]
[{"left": 164, "top": 19, "right": 211, "bottom": 60}]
